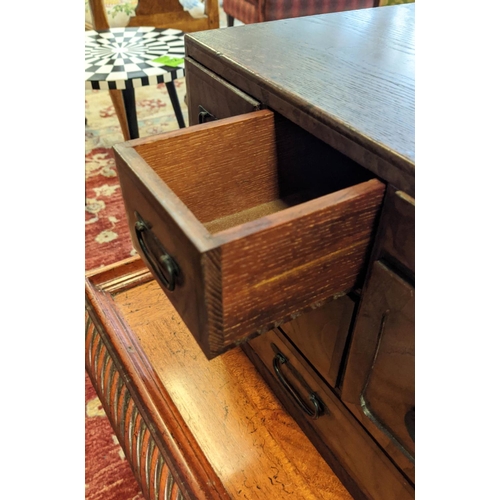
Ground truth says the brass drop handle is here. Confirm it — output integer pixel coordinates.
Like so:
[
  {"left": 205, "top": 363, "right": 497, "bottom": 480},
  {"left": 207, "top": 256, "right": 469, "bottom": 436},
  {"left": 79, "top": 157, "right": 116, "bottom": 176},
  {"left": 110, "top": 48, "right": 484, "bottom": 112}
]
[
  {"left": 134, "top": 212, "right": 180, "bottom": 291},
  {"left": 271, "top": 343, "right": 325, "bottom": 420}
]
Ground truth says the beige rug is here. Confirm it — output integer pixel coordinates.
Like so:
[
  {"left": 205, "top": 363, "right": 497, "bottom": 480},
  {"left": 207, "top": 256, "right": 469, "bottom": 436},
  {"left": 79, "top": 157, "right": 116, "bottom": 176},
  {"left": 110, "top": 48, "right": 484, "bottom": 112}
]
[{"left": 85, "top": 78, "right": 188, "bottom": 152}]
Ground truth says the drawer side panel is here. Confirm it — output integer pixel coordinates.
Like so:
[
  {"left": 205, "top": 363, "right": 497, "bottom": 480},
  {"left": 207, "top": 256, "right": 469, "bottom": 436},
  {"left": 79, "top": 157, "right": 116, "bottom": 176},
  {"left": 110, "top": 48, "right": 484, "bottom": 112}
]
[
  {"left": 114, "top": 152, "right": 214, "bottom": 354},
  {"left": 217, "top": 179, "right": 386, "bottom": 350}
]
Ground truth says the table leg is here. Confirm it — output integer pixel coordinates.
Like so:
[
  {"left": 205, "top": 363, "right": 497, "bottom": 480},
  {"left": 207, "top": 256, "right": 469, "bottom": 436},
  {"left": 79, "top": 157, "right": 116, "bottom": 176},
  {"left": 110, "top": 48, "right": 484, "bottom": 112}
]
[
  {"left": 166, "top": 81, "right": 186, "bottom": 129},
  {"left": 121, "top": 87, "right": 140, "bottom": 140}
]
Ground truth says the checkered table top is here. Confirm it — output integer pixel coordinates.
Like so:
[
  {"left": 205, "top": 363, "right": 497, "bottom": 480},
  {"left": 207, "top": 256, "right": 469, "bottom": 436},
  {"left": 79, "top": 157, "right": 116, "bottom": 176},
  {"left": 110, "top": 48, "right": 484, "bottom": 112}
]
[{"left": 85, "top": 27, "right": 185, "bottom": 91}]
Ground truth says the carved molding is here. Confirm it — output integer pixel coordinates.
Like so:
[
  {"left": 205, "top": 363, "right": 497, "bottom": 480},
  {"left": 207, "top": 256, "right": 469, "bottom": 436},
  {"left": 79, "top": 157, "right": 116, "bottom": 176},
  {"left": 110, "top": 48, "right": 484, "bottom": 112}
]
[{"left": 85, "top": 310, "right": 186, "bottom": 500}]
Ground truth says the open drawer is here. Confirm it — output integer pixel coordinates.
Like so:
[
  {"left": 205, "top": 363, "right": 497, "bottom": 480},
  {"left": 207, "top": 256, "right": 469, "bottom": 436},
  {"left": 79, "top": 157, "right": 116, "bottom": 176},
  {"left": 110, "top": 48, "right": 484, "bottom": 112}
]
[{"left": 113, "top": 110, "right": 385, "bottom": 359}]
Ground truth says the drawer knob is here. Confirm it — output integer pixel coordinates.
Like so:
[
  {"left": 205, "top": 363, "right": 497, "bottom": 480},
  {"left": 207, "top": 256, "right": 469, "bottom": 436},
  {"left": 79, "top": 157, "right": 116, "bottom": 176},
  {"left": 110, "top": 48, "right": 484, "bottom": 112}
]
[
  {"left": 271, "top": 343, "right": 325, "bottom": 420},
  {"left": 134, "top": 213, "right": 180, "bottom": 291}
]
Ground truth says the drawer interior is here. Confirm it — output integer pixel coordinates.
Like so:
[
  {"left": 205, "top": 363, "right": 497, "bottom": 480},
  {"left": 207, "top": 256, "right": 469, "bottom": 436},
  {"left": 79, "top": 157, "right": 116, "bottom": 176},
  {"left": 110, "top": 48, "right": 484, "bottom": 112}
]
[
  {"left": 118, "top": 109, "right": 385, "bottom": 359},
  {"left": 133, "top": 110, "right": 374, "bottom": 236}
]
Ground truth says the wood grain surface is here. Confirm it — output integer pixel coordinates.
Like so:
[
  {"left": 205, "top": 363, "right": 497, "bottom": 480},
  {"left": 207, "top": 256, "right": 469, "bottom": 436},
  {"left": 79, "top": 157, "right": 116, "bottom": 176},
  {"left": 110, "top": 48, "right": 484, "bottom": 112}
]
[
  {"left": 114, "top": 110, "right": 385, "bottom": 359},
  {"left": 209, "top": 177, "right": 385, "bottom": 351},
  {"left": 278, "top": 295, "right": 356, "bottom": 389},
  {"left": 246, "top": 328, "right": 415, "bottom": 500},
  {"left": 341, "top": 260, "right": 415, "bottom": 483},
  {"left": 185, "top": 4, "right": 415, "bottom": 196},
  {"left": 86, "top": 258, "right": 354, "bottom": 499},
  {"left": 131, "top": 111, "right": 280, "bottom": 225}
]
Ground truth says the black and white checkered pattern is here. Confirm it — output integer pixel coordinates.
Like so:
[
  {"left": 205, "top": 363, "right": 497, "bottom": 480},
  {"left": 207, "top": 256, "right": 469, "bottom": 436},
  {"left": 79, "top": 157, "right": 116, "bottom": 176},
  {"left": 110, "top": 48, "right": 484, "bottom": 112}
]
[{"left": 85, "top": 27, "right": 185, "bottom": 90}]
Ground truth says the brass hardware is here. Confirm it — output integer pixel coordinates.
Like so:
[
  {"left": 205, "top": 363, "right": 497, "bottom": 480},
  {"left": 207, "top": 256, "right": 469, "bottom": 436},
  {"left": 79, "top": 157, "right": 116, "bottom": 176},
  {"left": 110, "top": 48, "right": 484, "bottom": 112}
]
[
  {"left": 271, "top": 343, "right": 325, "bottom": 420},
  {"left": 134, "top": 212, "right": 180, "bottom": 291}
]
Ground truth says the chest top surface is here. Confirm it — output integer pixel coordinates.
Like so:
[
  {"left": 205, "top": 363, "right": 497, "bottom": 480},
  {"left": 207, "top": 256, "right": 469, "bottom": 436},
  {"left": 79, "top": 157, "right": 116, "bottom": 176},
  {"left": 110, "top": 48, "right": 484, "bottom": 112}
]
[{"left": 185, "top": 4, "right": 415, "bottom": 193}]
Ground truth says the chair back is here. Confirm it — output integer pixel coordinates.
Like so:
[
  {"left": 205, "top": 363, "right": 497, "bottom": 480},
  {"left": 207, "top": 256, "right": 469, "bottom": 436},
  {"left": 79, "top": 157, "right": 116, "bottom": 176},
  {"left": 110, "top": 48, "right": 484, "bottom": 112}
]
[
  {"left": 88, "top": 0, "right": 110, "bottom": 29},
  {"left": 88, "top": 0, "right": 220, "bottom": 32}
]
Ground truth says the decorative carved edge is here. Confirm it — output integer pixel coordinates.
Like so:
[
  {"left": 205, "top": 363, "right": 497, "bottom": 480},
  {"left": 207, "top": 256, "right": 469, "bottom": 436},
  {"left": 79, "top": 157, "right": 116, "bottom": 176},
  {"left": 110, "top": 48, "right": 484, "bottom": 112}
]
[
  {"left": 85, "top": 255, "right": 153, "bottom": 294},
  {"left": 85, "top": 311, "right": 186, "bottom": 500},
  {"left": 85, "top": 260, "right": 230, "bottom": 500}
]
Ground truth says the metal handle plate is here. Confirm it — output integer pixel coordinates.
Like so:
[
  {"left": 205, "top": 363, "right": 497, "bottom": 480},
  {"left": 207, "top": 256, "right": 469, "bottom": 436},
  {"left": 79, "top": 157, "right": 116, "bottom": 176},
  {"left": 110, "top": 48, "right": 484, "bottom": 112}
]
[
  {"left": 198, "top": 105, "right": 217, "bottom": 124},
  {"left": 134, "top": 212, "right": 180, "bottom": 291},
  {"left": 271, "top": 343, "right": 325, "bottom": 420}
]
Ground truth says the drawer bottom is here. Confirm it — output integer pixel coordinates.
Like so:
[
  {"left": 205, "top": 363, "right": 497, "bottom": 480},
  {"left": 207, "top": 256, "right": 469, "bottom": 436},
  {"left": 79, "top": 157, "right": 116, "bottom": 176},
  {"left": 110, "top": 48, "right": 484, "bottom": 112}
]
[{"left": 242, "top": 330, "right": 414, "bottom": 500}]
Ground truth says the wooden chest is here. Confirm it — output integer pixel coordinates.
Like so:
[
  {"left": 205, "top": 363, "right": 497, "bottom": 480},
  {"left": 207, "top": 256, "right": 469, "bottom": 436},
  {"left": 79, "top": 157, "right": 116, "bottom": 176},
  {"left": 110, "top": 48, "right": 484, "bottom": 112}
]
[
  {"left": 113, "top": 110, "right": 385, "bottom": 359},
  {"left": 109, "top": 4, "right": 415, "bottom": 500}
]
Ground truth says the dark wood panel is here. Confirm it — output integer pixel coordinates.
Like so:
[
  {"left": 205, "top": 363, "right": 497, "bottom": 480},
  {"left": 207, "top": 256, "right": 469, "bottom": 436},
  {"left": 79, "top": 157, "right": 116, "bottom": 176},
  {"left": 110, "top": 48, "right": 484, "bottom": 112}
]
[
  {"left": 342, "top": 260, "right": 415, "bottom": 483},
  {"left": 185, "top": 57, "right": 260, "bottom": 126},
  {"left": 185, "top": 4, "right": 414, "bottom": 195},
  {"left": 378, "top": 186, "right": 415, "bottom": 276},
  {"left": 278, "top": 295, "right": 356, "bottom": 388}
]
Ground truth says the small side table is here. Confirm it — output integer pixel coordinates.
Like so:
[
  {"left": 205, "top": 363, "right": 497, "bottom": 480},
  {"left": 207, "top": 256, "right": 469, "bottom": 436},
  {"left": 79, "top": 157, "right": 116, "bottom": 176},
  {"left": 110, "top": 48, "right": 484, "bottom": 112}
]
[
  {"left": 85, "top": 256, "right": 353, "bottom": 500},
  {"left": 85, "top": 27, "right": 186, "bottom": 139}
]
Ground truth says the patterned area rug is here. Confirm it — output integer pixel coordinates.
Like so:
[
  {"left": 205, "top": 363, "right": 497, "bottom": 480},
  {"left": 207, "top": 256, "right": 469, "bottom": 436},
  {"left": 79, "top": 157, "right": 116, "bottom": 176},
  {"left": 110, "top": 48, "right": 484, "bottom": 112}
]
[
  {"left": 85, "top": 80, "right": 187, "bottom": 270},
  {"left": 85, "top": 78, "right": 187, "bottom": 500}
]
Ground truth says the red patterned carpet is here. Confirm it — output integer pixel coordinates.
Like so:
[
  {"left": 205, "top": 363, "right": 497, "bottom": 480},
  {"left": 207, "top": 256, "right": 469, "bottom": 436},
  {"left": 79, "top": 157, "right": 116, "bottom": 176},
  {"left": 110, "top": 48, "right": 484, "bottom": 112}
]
[{"left": 85, "top": 79, "right": 187, "bottom": 500}]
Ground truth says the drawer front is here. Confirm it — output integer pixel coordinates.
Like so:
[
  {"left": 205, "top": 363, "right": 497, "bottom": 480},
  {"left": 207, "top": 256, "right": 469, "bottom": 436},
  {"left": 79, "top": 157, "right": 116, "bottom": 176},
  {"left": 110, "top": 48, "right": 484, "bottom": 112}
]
[
  {"left": 114, "top": 110, "right": 385, "bottom": 360},
  {"left": 244, "top": 329, "right": 414, "bottom": 500},
  {"left": 378, "top": 186, "right": 415, "bottom": 276},
  {"left": 341, "top": 260, "right": 415, "bottom": 483},
  {"left": 185, "top": 57, "right": 261, "bottom": 126},
  {"left": 278, "top": 295, "right": 355, "bottom": 389}
]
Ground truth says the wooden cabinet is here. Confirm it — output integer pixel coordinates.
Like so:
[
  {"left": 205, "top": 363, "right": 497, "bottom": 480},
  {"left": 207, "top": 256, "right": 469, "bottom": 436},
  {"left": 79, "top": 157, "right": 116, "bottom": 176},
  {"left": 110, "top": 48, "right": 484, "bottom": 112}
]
[
  {"left": 178, "top": 5, "right": 415, "bottom": 499},
  {"left": 109, "top": 5, "right": 415, "bottom": 500},
  {"left": 114, "top": 110, "right": 384, "bottom": 359}
]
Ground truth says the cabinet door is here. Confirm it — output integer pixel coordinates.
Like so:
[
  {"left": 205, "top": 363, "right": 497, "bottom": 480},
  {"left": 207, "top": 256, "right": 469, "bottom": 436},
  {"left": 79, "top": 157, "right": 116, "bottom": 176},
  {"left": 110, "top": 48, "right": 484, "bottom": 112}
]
[
  {"left": 378, "top": 187, "right": 415, "bottom": 276},
  {"left": 342, "top": 260, "right": 415, "bottom": 483},
  {"left": 279, "top": 295, "right": 355, "bottom": 389}
]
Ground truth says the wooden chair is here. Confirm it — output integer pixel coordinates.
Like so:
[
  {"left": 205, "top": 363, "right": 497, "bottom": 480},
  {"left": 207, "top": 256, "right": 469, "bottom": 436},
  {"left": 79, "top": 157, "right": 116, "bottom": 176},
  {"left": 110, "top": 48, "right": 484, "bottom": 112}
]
[{"left": 87, "top": 0, "right": 220, "bottom": 140}]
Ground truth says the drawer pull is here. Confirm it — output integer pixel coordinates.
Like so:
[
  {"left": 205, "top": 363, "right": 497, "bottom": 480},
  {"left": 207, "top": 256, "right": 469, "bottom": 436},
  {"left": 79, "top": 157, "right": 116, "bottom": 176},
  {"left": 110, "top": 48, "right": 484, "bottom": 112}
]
[
  {"left": 198, "top": 105, "right": 217, "bottom": 124},
  {"left": 134, "top": 212, "right": 180, "bottom": 291},
  {"left": 271, "top": 343, "right": 325, "bottom": 420},
  {"left": 404, "top": 407, "right": 415, "bottom": 442}
]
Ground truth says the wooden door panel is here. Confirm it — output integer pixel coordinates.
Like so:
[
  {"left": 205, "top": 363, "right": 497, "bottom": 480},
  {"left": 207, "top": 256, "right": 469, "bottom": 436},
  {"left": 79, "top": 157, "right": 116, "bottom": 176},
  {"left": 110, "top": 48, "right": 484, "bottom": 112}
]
[{"left": 342, "top": 260, "right": 414, "bottom": 482}]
